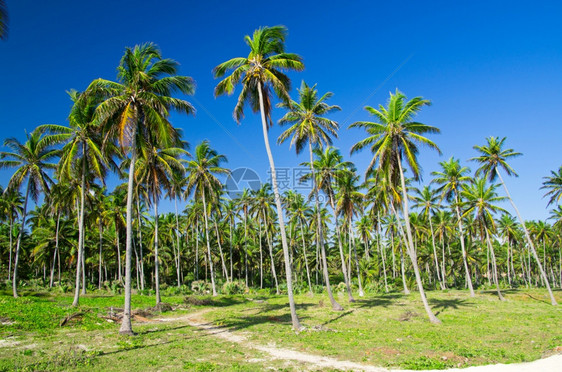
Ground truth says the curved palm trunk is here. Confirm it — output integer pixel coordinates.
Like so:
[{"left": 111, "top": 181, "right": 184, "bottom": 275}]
[
  {"left": 309, "top": 143, "right": 342, "bottom": 311},
  {"left": 454, "top": 194, "right": 475, "bottom": 297},
  {"left": 174, "top": 198, "right": 182, "bottom": 288},
  {"left": 201, "top": 192, "right": 217, "bottom": 296},
  {"left": 397, "top": 157, "right": 441, "bottom": 324},
  {"left": 328, "top": 197, "right": 355, "bottom": 302},
  {"left": 12, "top": 183, "right": 30, "bottom": 298},
  {"left": 50, "top": 212, "right": 60, "bottom": 288},
  {"left": 485, "top": 228, "right": 505, "bottom": 301},
  {"left": 349, "top": 224, "right": 364, "bottom": 296},
  {"left": 428, "top": 217, "right": 445, "bottom": 289},
  {"left": 72, "top": 151, "right": 87, "bottom": 306},
  {"left": 257, "top": 83, "right": 301, "bottom": 330},
  {"left": 299, "top": 219, "right": 313, "bottom": 294},
  {"left": 119, "top": 132, "right": 137, "bottom": 336},
  {"left": 496, "top": 171, "right": 557, "bottom": 305},
  {"left": 153, "top": 199, "right": 162, "bottom": 305}
]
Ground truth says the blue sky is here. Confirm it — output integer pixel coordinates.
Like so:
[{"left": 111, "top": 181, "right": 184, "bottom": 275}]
[{"left": 0, "top": 0, "right": 561, "bottom": 220}]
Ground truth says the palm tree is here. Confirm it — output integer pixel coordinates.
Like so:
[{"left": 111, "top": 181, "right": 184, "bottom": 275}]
[
  {"left": 461, "top": 178, "right": 507, "bottom": 300},
  {"left": 412, "top": 186, "right": 445, "bottom": 289},
  {"left": 0, "top": 0, "right": 7, "bottom": 40},
  {"left": 431, "top": 157, "right": 475, "bottom": 297},
  {"left": 166, "top": 170, "right": 187, "bottom": 288},
  {"left": 39, "top": 89, "right": 114, "bottom": 306},
  {"left": 135, "top": 143, "right": 188, "bottom": 304},
  {"left": 278, "top": 81, "right": 342, "bottom": 310},
  {"left": 350, "top": 89, "right": 441, "bottom": 324},
  {"left": 542, "top": 166, "right": 562, "bottom": 207},
  {"left": 305, "top": 146, "right": 356, "bottom": 302},
  {"left": 185, "top": 141, "right": 229, "bottom": 296},
  {"left": 497, "top": 214, "right": 519, "bottom": 287},
  {"left": 0, "top": 129, "right": 59, "bottom": 297},
  {"left": 471, "top": 136, "right": 558, "bottom": 305},
  {"left": 84, "top": 43, "right": 195, "bottom": 334},
  {"left": 214, "top": 25, "right": 304, "bottom": 330},
  {"left": 0, "top": 186, "right": 22, "bottom": 282}
]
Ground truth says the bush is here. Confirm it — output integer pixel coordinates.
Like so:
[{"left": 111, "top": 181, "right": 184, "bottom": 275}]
[
  {"left": 222, "top": 280, "right": 247, "bottom": 295},
  {"left": 191, "top": 280, "right": 211, "bottom": 295}
]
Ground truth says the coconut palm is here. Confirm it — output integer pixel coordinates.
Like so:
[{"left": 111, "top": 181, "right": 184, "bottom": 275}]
[
  {"left": 471, "top": 136, "right": 557, "bottom": 305},
  {"left": 185, "top": 141, "right": 229, "bottom": 296},
  {"left": 461, "top": 178, "right": 507, "bottom": 300},
  {"left": 84, "top": 42, "right": 195, "bottom": 334},
  {"left": 135, "top": 143, "right": 189, "bottom": 304},
  {"left": 166, "top": 170, "right": 187, "bottom": 288},
  {"left": 277, "top": 80, "right": 343, "bottom": 309},
  {"left": 0, "top": 129, "right": 60, "bottom": 297},
  {"left": 0, "top": 186, "right": 22, "bottom": 282},
  {"left": 431, "top": 157, "right": 475, "bottom": 297},
  {"left": 412, "top": 185, "right": 445, "bottom": 289},
  {"left": 542, "top": 166, "right": 562, "bottom": 207},
  {"left": 214, "top": 25, "right": 304, "bottom": 330},
  {"left": 350, "top": 89, "right": 441, "bottom": 324}
]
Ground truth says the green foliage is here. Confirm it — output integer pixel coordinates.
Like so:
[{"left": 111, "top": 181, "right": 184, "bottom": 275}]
[{"left": 222, "top": 280, "right": 247, "bottom": 295}]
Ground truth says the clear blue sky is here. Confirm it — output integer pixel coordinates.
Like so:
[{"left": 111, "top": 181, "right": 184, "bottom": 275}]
[{"left": 1, "top": 0, "right": 561, "bottom": 221}]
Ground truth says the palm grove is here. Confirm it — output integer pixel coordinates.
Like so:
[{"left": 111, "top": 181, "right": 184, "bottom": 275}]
[{"left": 1, "top": 26, "right": 561, "bottom": 334}]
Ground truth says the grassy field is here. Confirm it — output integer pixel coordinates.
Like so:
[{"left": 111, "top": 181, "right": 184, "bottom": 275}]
[{"left": 0, "top": 288, "right": 560, "bottom": 371}]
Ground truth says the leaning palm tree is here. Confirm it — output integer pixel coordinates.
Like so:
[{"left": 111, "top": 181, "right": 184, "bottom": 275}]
[
  {"left": 542, "top": 166, "right": 562, "bottom": 207},
  {"left": 277, "top": 81, "right": 343, "bottom": 310},
  {"left": 0, "top": 129, "right": 60, "bottom": 297},
  {"left": 185, "top": 141, "right": 229, "bottom": 297},
  {"left": 350, "top": 89, "right": 442, "bottom": 324},
  {"left": 214, "top": 25, "right": 304, "bottom": 330},
  {"left": 471, "top": 137, "right": 558, "bottom": 306},
  {"left": 84, "top": 42, "right": 195, "bottom": 335},
  {"left": 0, "top": 0, "right": 7, "bottom": 40},
  {"left": 431, "top": 157, "right": 475, "bottom": 296}
]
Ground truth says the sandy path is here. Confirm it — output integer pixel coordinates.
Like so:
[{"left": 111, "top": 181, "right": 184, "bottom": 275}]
[{"left": 153, "top": 310, "right": 562, "bottom": 372}]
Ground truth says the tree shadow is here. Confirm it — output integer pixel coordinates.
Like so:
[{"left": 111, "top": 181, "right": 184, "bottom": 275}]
[
  {"left": 322, "top": 310, "right": 353, "bottom": 326},
  {"left": 355, "top": 294, "right": 402, "bottom": 309},
  {"left": 429, "top": 298, "right": 472, "bottom": 316}
]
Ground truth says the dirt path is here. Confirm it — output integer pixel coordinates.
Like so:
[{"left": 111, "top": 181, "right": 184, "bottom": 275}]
[{"left": 153, "top": 309, "right": 562, "bottom": 372}]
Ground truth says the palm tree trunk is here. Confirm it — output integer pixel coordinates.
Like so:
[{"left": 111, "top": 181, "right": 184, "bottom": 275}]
[
  {"left": 119, "top": 131, "right": 137, "bottom": 336},
  {"left": 174, "top": 198, "right": 182, "bottom": 288},
  {"left": 214, "top": 219, "right": 229, "bottom": 282},
  {"left": 300, "top": 219, "right": 313, "bottom": 294},
  {"left": 229, "top": 218, "right": 234, "bottom": 281},
  {"left": 195, "top": 220, "right": 199, "bottom": 280},
  {"left": 257, "top": 83, "right": 301, "bottom": 330},
  {"left": 136, "top": 199, "right": 145, "bottom": 290},
  {"left": 72, "top": 151, "right": 87, "bottom": 306},
  {"left": 50, "top": 212, "right": 60, "bottom": 288},
  {"left": 81, "top": 247, "right": 86, "bottom": 295},
  {"left": 485, "top": 228, "right": 505, "bottom": 301},
  {"left": 201, "top": 191, "right": 217, "bottom": 296},
  {"left": 397, "top": 156, "right": 441, "bottom": 324},
  {"left": 389, "top": 204, "right": 410, "bottom": 294},
  {"left": 428, "top": 217, "right": 445, "bottom": 289},
  {"left": 454, "top": 194, "right": 475, "bottom": 297},
  {"left": 496, "top": 170, "right": 557, "bottom": 305},
  {"left": 265, "top": 225, "right": 280, "bottom": 294},
  {"left": 259, "top": 221, "right": 263, "bottom": 289},
  {"left": 12, "top": 183, "right": 30, "bottom": 298},
  {"left": 349, "top": 224, "right": 364, "bottom": 296},
  {"left": 377, "top": 215, "right": 389, "bottom": 293},
  {"left": 115, "top": 222, "right": 122, "bottom": 284},
  {"left": 308, "top": 143, "right": 342, "bottom": 311},
  {"left": 153, "top": 199, "right": 162, "bottom": 305},
  {"left": 8, "top": 214, "right": 13, "bottom": 282},
  {"left": 329, "top": 197, "right": 355, "bottom": 302},
  {"left": 244, "top": 212, "right": 248, "bottom": 286},
  {"left": 98, "top": 219, "right": 103, "bottom": 290}
]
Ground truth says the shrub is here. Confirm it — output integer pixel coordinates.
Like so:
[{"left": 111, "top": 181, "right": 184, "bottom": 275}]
[{"left": 222, "top": 280, "right": 247, "bottom": 295}]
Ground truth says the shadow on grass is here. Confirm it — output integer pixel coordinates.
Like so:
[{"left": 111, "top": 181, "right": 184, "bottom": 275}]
[
  {"left": 355, "top": 294, "right": 403, "bottom": 309},
  {"left": 322, "top": 310, "right": 353, "bottom": 326},
  {"left": 429, "top": 298, "right": 473, "bottom": 315}
]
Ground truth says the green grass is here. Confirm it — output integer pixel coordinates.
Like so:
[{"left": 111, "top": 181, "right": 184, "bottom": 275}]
[{"left": 0, "top": 288, "right": 560, "bottom": 371}]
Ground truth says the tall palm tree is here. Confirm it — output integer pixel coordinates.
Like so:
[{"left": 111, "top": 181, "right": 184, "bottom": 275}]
[
  {"left": 461, "top": 178, "right": 507, "bottom": 300},
  {"left": 214, "top": 25, "right": 305, "bottom": 330},
  {"left": 431, "top": 157, "right": 475, "bottom": 297},
  {"left": 471, "top": 136, "right": 558, "bottom": 305},
  {"left": 185, "top": 141, "right": 229, "bottom": 297},
  {"left": 39, "top": 89, "right": 113, "bottom": 306},
  {"left": 350, "top": 89, "right": 442, "bottom": 324},
  {"left": 84, "top": 43, "right": 195, "bottom": 334},
  {"left": 542, "top": 166, "right": 562, "bottom": 207},
  {"left": 412, "top": 185, "right": 445, "bottom": 289},
  {"left": 0, "top": 0, "right": 7, "bottom": 40},
  {"left": 278, "top": 81, "right": 342, "bottom": 310},
  {"left": 0, "top": 129, "right": 59, "bottom": 297},
  {"left": 304, "top": 146, "right": 356, "bottom": 302},
  {"left": 135, "top": 143, "right": 188, "bottom": 304}
]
